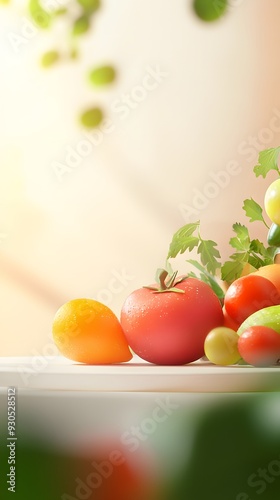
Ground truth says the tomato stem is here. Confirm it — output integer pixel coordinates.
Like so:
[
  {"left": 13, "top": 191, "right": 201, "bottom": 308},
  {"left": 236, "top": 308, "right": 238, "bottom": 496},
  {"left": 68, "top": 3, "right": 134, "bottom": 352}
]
[{"left": 143, "top": 269, "right": 188, "bottom": 294}]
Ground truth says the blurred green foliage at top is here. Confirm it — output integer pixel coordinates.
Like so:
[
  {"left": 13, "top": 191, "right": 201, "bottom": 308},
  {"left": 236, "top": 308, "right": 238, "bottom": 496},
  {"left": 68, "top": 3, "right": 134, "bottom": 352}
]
[{"left": 1, "top": 0, "right": 229, "bottom": 128}]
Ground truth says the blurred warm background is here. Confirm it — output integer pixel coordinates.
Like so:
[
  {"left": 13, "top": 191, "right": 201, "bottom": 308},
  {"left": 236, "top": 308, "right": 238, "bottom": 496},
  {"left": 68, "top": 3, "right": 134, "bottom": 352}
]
[{"left": 1, "top": 0, "right": 280, "bottom": 355}]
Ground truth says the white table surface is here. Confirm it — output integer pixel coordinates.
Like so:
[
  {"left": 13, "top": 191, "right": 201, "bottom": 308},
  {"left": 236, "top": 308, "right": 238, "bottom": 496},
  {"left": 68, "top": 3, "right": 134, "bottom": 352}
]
[{"left": 0, "top": 355, "right": 280, "bottom": 392}]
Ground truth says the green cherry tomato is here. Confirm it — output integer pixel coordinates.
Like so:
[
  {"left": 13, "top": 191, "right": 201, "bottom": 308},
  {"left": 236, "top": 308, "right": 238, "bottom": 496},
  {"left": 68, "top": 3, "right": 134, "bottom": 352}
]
[
  {"left": 88, "top": 65, "right": 116, "bottom": 86},
  {"left": 77, "top": 0, "right": 100, "bottom": 13},
  {"left": 267, "top": 222, "right": 280, "bottom": 246},
  {"left": 264, "top": 178, "right": 280, "bottom": 225},
  {"left": 80, "top": 107, "right": 103, "bottom": 128},
  {"left": 40, "top": 50, "right": 60, "bottom": 68},
  {"left": 193, "top": 0, "right": 228, "bottom": 22},
  {"left": 204, "top": 327, "right": 241, "bottom": 366},
  {"left": 72, "top": 15, "right": 91, "bottom": 37}
]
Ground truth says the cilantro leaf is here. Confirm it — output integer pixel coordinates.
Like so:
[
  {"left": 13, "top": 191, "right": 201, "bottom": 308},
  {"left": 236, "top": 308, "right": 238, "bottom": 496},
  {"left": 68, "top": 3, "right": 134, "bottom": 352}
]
[
  {"left": 229, "top": 223, "right": 250, "bottom": 251},
  {"left": 222, "top": 232, "right": 276, "bottom": 283},
  {"left": 166, "top": 146, "right": 280, "bottom": 289},
  {"left": 224, "top": 219, "right": 276, "bottom": 282},
  {"left": 221, "top": 252, "right": 248, "bottom": 283},
  {"left": 242, "top": 198, "right": 269, "bottom": 227},
  {"left": 247, "top": 254, "right": 265, "bottom": 269},
  {"left": 250, "top": 238, "right": 267, "bottom": 256},
  {"left": 183, "top": 236, "right": 200, "bottom": 252},
  {"left": 167, "top": 222, "right": 221, "bottom": 277},
  {"left": 167, "top": 222, "right": 199, "bottom": 259},
  {"left": 249, "top": 239, "right": 274, "bottom": 266},
  {"left": 253, "top": 147, "right": 280, "bottom": 178},
  {"left": 197, "top": 239, "right": 221, "bottom": 275}
]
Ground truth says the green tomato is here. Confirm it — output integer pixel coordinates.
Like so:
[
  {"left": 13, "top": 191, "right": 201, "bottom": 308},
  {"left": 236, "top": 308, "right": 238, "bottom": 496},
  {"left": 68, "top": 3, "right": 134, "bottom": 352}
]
[
  {"left": 88, "top": 66, "right": 116, "bottom": 86},
  {"left": 237, "top": 304, "right": 280, "bottom": 336},
  {"left": 29, "top": 0, "right": 52, "bottom": 29},
  {"left": 193, "top": 0, "right": 228, "bottom": 22},
  {"left": 72, "top": 15, "right": 90, "bottom": 37},
  {"left": 41, "top": 50, "right": 60, "bottom": 68},
  {"left": 267, "top": 222, "right": 280, "bottom": 246},
  {"left": 264, "top": 178, "right": 280, "bottom": 225},
  {"left": 80, "top": 107, "right": 103, "bottom": 128},
  {"left": 77, "top": 0, "right": 100, "bottom": 13},
  {"left": 204, "top": 327, "right": 241, "bottom": 366}
]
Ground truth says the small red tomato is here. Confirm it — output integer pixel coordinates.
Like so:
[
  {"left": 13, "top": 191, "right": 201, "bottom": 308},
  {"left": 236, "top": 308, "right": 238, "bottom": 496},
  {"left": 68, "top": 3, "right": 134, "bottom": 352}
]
[
  {"left": 224, "top": 274, "right": 280, "bottom": 325},
  {"left": 238, "top": 325, "right": 280, "bottom": 367},
  {"left": 120, "top": 275, "right": 223, "bottom": 365}
]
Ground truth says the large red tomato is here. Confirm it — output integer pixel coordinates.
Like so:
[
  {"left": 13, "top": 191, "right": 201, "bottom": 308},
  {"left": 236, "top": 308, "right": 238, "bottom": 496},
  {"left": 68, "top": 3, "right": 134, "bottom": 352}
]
[{"left": 120, "top": 275, "right": 223, "bottom": 365}]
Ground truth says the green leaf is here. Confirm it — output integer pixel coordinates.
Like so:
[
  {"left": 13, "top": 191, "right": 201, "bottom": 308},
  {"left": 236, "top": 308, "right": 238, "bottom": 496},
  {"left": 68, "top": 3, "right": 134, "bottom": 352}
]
[
  {"left": 77, "top": 0, "right": 100, "bottom": 13},
  {"left": 40, "top": 50, "right": 60, "bottom": 68},
  {"left": 250, "top": 238, "right": 267, "bottom": 255},
  {"left": 182, "top": 236, "right": 199, "bottom": 252},
  {"left": 249, "top": 239, "right": 274, "bottom": 266},
  {"left": 187, "top": 259, "right": 224, "bottom": 299},
  {"left": 167, "top": 222, "right": 200, "bottom": 259},
  {"left": 88, "top": 65, "right": 116, "bottom": 86},
  {"left": 229, "top": 223, "right": 250, "bottom": 251},
  {"left": 221, "top": 253, "right": 248, "bottom": 283},
  {"left": 72, "top": 15, "right": 91, "bottom": 36},
  {"left": 167, "top": 222, "right": 220, "bottom": 275},
  {"left": 29, "top": 0, "right": 52, "bottom": 29},
  {"left": 80, "top": 107, "right": 103, "bottom": 128},
  {"left": 253, "top": 147, "right": 280, "bottom": 178},
  {"left": 197, "top": 239, "right": 221, "bottom": 275},
  {"left": 247, "top": 254, "right": 265, "bottom": 270},
  {"left": 242, "top": 198, "right": 268, "bottom": 226}
]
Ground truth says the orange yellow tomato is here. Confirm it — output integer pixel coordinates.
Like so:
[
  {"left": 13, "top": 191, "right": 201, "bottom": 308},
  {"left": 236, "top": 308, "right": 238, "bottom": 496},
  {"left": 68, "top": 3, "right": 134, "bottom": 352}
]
[
  {"left": 254, "top": 263, "right": 280, "bottom": 295},
  {"left": 52, "top": 298, "right": 132, "bottom": 364}
]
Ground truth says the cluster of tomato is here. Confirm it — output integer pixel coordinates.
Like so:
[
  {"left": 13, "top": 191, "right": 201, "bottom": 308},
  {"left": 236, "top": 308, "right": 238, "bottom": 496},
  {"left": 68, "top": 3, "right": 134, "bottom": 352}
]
[
  {"left": 205, "top": 267, "right": 280, "bottom": 367},
  {"left": 51, "top": 264, "right": 280, "bottom": 368},
  {"left": 52, "top": 178, "right": 280, "bottom": 368}
]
